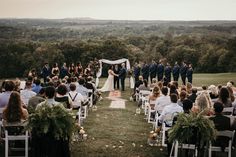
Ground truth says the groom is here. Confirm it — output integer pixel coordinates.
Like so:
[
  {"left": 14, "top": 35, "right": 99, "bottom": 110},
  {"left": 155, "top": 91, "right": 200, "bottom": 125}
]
[{"left": 119, "top": 63, "right": 127, "bottom": 91}]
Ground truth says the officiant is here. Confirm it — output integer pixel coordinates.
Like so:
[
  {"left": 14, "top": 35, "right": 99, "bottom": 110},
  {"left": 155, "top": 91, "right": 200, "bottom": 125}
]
[
  {"left": 119, "top": 63, "right": 127, "bottom": 91},
  {"left": 114, "top": 64, "right": 120, "bottom": 89}
]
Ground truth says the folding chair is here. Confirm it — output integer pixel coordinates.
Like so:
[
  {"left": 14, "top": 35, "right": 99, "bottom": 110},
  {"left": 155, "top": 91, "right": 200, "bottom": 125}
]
[
  {"left": 3, "top": 122, "right": 29, "bottom": 157},
  {"left": 87, "top": 89, "right": 93, "bottom": 108},
  {"left": 0, "top": 108, "right": 4, "bottom": 135},
  {"left": 170, "top": 140, "right": 197, "bottom": 157},
  {"left": 147, "top": 100, "right": 157, "bottom": 124},
  {"left": 208, "top": 130, "right": 235, "bottom": 157},
  {"left": 161, "top": 122, "right": 171, "bottom": 147}
]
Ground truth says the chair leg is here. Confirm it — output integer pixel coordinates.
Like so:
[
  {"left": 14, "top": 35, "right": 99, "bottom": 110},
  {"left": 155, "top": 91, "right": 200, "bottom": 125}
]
[
  {"left": 228, "top": 141, "right": 232, "bottom": 157},
  {"left": 208, "top": 143, "right": 212, "bottom": 157},
  {"left": 25, "top": 131, "right": 28, "bottom": 157},
  {"left": 5, "top": 131, "right": 8, "bottom": 157},
  {"left": 174, "top": 141, "right": 178, "bottom": 157}
]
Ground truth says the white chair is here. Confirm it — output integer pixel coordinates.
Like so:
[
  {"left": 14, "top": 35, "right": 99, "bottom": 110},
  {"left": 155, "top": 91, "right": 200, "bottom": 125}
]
[
  {"left": 139, "top": 90, "right": 150, "bottom": 110},
  {"left": 0, "top": 108, "right": 4, "bottom": 134},
  {"left": 147, "top": 102, "right": 157, "bottom": 124},
  {"left": 161, "top": 122, "right": 171, "bottom": 147},
  {"left": 208, "top": 130, "right": 235, "bottom": 157},
  {"left": 153, "top": 113, "right": 160, "bottom": 130},
  {"left": 222, "top": 107, "right": 234, "bottom": 116},
  {"left": 3, "top": 122, "right": 29, "bottom": 157},
  {"left": 170, "top": 140, "right": 198, "bottom": 157},
  {"left": 87, "top": 89, "right": 93, "bottom": 108},
  {"left": 80, "top": 105, "right": 88, "bottom": 119}
]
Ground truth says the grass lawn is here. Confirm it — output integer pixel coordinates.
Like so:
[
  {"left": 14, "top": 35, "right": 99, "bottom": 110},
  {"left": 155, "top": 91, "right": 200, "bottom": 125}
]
[{"left": 71, "top": 89, "right": 166, "bottom": 157}]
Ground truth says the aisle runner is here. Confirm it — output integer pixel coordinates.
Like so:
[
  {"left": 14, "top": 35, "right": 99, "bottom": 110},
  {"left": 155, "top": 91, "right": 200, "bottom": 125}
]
[{"left": 107, "top": 90, "right": 126, "bottom": 109}]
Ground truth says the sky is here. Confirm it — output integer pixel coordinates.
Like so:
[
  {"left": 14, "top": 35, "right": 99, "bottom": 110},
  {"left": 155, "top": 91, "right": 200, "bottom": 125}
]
[{"left": 0, "top": 0, "right": 236, "bottom": 20}]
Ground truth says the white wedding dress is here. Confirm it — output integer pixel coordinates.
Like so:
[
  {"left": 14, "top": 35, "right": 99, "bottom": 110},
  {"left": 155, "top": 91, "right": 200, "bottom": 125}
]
[{"left": 100, "top": 70, "right": 115, "bottom": 92}]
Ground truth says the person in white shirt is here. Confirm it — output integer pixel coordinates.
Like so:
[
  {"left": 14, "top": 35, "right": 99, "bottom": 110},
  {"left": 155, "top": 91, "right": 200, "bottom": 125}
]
[
  {"left": 68, "top": 84, "right": 85, "bottom": 109},
  {"left": 20, "top": 81, "right": 36, "bottom": 106},
  {"left": 155, "top": 86, "right": 171, "bottom": 114},
  {"left": 159, "top": 93, "right": 183, "bottom": 126}
]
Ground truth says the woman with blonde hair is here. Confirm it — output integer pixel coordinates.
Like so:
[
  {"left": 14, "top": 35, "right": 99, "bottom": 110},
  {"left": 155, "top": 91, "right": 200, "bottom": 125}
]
[
  {"left": 192, "top": 92, "right": 213, "bottom": 116},
  {"left": 149, "top": 86, "right": 160, "bottom": 107}
]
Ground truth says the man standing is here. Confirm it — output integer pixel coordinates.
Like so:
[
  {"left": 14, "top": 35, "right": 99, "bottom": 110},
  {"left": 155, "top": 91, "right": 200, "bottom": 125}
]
[
  {"left": 149, "top": 60, "right": 157, "bottom": 83},
  {"left": 41, "top": 62, "right": 51, "bottom": 83},
  {"left": 180, "top": 62, "right": 188, "bottom": 85},
  {"left": 119, "top": 63, "right": 127, "bottom": 91},
  {"left": 60, "top": 63, "right": 68, "bottom": 79},
  {"left": 186, "top": 64, "right": 193, "bottom": 84},
  {"left": 141, "top": 62, "right": 149, "bottom": 81},
  {"left": 172, "top": 62, "right": 180, "bottom": 82},
  {"left": 113, "top": 64, "right": 120, "bottom": 89},
  {"left": 164, "top": 63, "right": 172, "bottom": 83},
  {"left": 157, "top": 60, "right": 164, "bottom": 81},
  {"left": 133, "top": 62, "right": 141, "bottom": 83}
]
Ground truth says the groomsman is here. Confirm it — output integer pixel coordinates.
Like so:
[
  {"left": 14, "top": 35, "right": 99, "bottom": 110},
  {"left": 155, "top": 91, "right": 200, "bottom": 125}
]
[
  {"left": 41, "top": 62, "right": 51, "bottom": 83},
  {"left": 157, "top": 60, "right": 164, "bottom": 81},
  {"left": 133, "top": 62, "right": 141, "bottom": 83},
  {"left": 141, "top": 62, "right": 149, "bottom": 81},
  {"left": 172, "top": 62, "right": 180, "bottom": 81},
  {"left": 164, "top": 63, "right": 171, "bottom": 83},
  {"left": 149, "top": 60, "right": 157, "bottom": 83},
  {"left": 119, "top": 63, "right": 127, "bottom": 91},
  {"left": 180, "top": 62, "right": 188, "bottom": 85},
  {"left": 187, "top": 64, "right": 193, "bottom": 84},
  {"left": 114, "top": 64, "right": 120, "bottom": 89}
]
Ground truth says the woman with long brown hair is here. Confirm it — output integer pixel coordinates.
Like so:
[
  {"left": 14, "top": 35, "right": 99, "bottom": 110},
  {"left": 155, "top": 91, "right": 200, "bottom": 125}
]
[{"left": 3, "top": 91, "right": 28, "bottom": 123}]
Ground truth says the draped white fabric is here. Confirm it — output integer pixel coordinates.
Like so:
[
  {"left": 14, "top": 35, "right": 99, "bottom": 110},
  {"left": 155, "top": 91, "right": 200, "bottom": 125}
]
[{"left": 95, "top": 58, "right": 131, "bottom": 87}]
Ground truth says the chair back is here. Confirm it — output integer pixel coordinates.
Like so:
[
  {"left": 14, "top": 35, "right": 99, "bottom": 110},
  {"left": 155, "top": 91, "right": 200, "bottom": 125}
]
[{"left": 222, "top": 107, "right": 234, "bottom": 115}]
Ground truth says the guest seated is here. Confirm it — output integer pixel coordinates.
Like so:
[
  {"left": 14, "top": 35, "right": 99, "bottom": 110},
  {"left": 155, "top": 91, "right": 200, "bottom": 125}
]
[
  {"left": 209, "top": 102, "right": 233, "bottom": 151},
  {"left": 77, "top": 78, "right": 89, "bottom": 97},
  {"left": 149, "top": 86, "right": 160, "bottom": 109},
  {"left": 177, "top": 91, "right": 187, "bottom": 107},
  {"left": 169, "top": 84, "right": 178, "bottom": 96},
  {"left": 192, "top": 93, "right": 213, "bottom": 116},
  {"left": 150, "top": 78, "right": 157, "bottom": 88},
  {"left": 32, "top": 79, "right": 42, "bottom": 94},
  {"left": 28, "top": 88, "right": 46, "bottom": 113},
  {"left": 217, "top": 87, "right": 232, "bottom": 107},
  {"left": 188, "top": 88, "right": 198, "bottom": 103},
  {"left": 155, "top": 86, "right": 171, "bottom": 114},
  {"left": 159, "top": 93, "right": 183, "bottom": 126},
  {"left": 55, "top": 84, "right": 72, "bottom": 109},
  {"left": 186, "top": 82, "right": 192, "bottom": 95},
  {"left": 134, "top": 76, "right": 144, "bottom": 91},
  {"left": 20, "top": 81, "right": 36, "bottom": 106},
  {"left": 2, "top": 91, "right": 28, "bottom": 123},
  {"left": 208, "top": 85, "right": 219, "bottom": 99},
  {"left": 68, "top": 84, "right": 86, "bottom": 109},
  {"left": 138, "top": 79, "right": 150, "bottom": 91},
  {"left": 0, "top": 80, "right": 15, "bottom": 108}
]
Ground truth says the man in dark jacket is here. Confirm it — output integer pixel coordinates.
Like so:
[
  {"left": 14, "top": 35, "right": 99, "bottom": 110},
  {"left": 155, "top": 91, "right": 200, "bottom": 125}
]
[
  {"left": 172, "top": 62, "right": 180, "bottom": 81},
  {"left": 149, "top": 60, "right": 157, "bottom": 83},
  {"left": 141, "top": 62, "right": 149, "bottom": 81},
  {"left": 113, "top": 64, "right": 120, "bottom": 89},
  {"left": 41, "top": 63, "right": 51, "bottom": 83},
  {"left": 164, "top": 63, "right": 171, "bottom": 83},
  {"left": 133, "top": 62, "right": 141, "bottom": 83},
  {"left": 180, "top": 62, "right": 187, "bottom": 85},
  {"left": 157, "top": 60, "right": 164, "bottom": 81},
  {"left": 186, "top": 64, "right": 193, "bottom": 84},
  {"left": 119, "top": 63, "right": 127, "bottom": 91}
]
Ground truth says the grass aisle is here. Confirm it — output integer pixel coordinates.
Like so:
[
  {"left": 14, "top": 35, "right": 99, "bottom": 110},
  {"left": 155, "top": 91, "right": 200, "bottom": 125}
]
[{"left": 71, "top": 89, "right": 166, "bottom": 157}]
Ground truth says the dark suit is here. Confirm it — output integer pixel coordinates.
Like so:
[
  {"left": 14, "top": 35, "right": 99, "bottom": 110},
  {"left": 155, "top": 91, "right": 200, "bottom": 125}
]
[
  {"left": 180, "top": 65, "right": 187, "bottom": 85},
  {"left": 149, "top": 63, "right": 157, "bottom": 82},
  {"left": 164, "top": 65, "right": 171, "bottom": 83},
  {"left": 172, "top": 65, "right": 180, "bottom": 81},
  {"left": 187, "top": 67, "right": 193, "bottom": 84},
  {"left": 114, "top": 67, "right": 120, "bottom": 89},
  {"left": 119, "top": 67, "right": 127, "bottom": 91},
  {"left": 188, "top": 93, "right": 197, "bottom": 103},
  {"left": 141, "top": 64, "right": 149, "bottom": 81},
  {"left": 41, "top": 66, "right": 50, "bottom": 83},
  {"left": 157, "top": 64, "right": 164, "bottom": 81},
  {"left": 133, "top": 66, "right": 141, "bottom": 83}
]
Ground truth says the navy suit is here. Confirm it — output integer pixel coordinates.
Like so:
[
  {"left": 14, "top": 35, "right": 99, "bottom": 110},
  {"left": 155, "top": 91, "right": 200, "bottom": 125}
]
[
  {"left": 133, "top": 65, "right": 141, "bottom": 82},
  {"left": 164, "top": 65, "right": 172, "bottom": 83},
  {"left": 119, "top": 67, "right": 127, "bottom": 91},
  {"left": 172, "top": 65, "right": 180, "bottom": 81},
  {"left": 180, "top": 65, "right": 187, "bottom": 85},
  {"left": 157, "top": 64, "right": 164, "bottom": 81},
  {"left": 41, "top": 66, "right": 50, "bottom": 83},
  {"left": 186, "top": 67, "right": 193, "bottom": 84},
  {"left": 141, "top": 64, "right": 149, "bottom": 81},
  {"left": 114, "top": 67, "right": 120, "bottom": 89},
  {"left": 149, "top": 63, "right": 157, "bottom": 82}
]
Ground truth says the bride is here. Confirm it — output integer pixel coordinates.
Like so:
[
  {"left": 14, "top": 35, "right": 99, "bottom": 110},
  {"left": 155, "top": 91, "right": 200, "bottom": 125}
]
[{"left": 100, "top": 66, "right": 118, "bottom": 92}]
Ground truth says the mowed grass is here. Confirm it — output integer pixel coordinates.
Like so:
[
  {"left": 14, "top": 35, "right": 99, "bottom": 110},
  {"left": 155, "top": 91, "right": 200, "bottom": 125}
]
[{"left": 71, "top": 89, "right": 166, "bottom": 157}]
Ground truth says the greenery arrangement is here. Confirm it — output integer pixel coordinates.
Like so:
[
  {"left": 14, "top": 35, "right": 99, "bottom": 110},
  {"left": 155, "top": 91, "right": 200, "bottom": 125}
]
[
  {"left": 26, "top": 103, "right": 75, "bottom": 140},
  {"left": 168, "top": 112, "right": 216, "bottom": 150}
]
